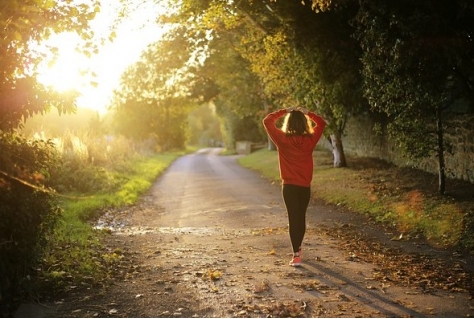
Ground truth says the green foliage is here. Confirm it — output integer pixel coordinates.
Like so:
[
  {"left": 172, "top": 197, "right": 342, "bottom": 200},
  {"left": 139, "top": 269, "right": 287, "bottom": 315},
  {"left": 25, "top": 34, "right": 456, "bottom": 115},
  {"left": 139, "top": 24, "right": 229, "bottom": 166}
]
[
  {"left": 172, "top": 0, "right": 367, "bottom": 166},
  {"left": 0, "top": 0, "right": 100, "bottom": 131},
  {"left": 0, "top": 132, "right": 60, "bottom": 316},
  {"left": 51, "top": 164, "right": 120, "bottom": 194},
  {"left": 111, "top": 31, "right": 195, "bottom": 150},
  {"left": 0, "top": 1, "right": 101, "bottom": 313},
  {"left": 215, "top": 103, "right": 237, "bottom": 150},
  {"left": 194, "top": 28, "right": 266, "bottom": 148},
  {"left": 0, "top": 186, "right": 60, "bottom": 315},
  {"left": 203, "top": 31, "right": 263, "bottom": 115},
  {"left": 0, "top": 130, "right": 58, "bottom": 179},
  {"left": 0, "top": 120, "right": 158, "bottom": 316},
  {"left": 187, "top": 104, "right": 223, "bottom": 146},
  {"left": 354, "top": 0, "right": 474, "bottom": 192},
  {"left": 234, "top": 116, "right": 266, "bottom": 143},
  {"left": 46, "top": 132, "right": 138, "bottom": 194},
  {"left": 237, "top": 1, "right": 366, "bottom": 128}
]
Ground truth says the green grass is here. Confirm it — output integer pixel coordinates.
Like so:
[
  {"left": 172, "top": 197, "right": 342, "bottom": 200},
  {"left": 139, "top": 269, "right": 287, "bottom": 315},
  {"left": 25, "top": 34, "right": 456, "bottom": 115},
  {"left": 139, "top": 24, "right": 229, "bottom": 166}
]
[
  {"left": 238, "top": 147, "right": 280, "bottom": 180},
  {"left": 238, "top": 148, "right": 474, "bottom": 251},
  {"left": 60, "top": 152, "right": 179, "bottom": 219}
]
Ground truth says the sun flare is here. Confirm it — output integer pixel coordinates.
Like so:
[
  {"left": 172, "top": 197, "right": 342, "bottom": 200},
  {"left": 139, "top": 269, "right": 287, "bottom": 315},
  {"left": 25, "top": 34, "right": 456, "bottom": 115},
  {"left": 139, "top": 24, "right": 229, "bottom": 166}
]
[
  {"left": 35, "top": 0, "right": 171, "bottom": 114},
  {"left": 36, "top": 33, "right": 91, "bottom": 93}
]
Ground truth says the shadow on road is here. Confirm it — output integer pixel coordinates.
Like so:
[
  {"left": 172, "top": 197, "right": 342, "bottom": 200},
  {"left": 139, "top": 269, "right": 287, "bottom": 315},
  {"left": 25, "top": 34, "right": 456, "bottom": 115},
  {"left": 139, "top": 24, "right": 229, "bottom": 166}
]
[{"left": 301, "top": 260, "right": 426, "bottom": 317}]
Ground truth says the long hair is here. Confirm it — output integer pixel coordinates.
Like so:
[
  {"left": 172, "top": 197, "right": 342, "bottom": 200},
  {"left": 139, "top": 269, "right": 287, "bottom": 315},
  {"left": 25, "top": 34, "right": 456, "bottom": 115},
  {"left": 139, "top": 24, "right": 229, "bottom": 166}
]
[{"left": 282, "top": 110, "right": 314, "bottom": 135}]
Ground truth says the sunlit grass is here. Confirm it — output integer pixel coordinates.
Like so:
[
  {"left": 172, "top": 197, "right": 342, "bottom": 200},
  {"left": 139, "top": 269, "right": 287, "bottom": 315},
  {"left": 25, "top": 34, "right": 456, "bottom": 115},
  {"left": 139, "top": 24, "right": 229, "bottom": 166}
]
[
  {"left": 238, "top": 147, "right": 279, "bottom": 180},
  {"left": 58, "top": 152, "right": 179, "bottom": 218},
  {"left": 63, "top": 152, "right": 179, "bottom": 220},
  {"left": 115, "top": 153, "right": 177, "bottom": 204},
  {"left": 238, "top": 148, "right": 472, "bottom": 250}
]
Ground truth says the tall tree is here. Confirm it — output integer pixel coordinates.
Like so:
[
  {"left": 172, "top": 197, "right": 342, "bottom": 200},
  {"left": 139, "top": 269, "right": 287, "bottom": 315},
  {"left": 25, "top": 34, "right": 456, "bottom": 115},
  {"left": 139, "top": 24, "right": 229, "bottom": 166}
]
[
  {"left": 237, "top": 1, "right": 366, "bottom": 166},
  {"left": 198, "top": 29, "right": 267, "bottom": 149},
  {"left": 161, "top": 3, "right": 269, "bottom": 150}
]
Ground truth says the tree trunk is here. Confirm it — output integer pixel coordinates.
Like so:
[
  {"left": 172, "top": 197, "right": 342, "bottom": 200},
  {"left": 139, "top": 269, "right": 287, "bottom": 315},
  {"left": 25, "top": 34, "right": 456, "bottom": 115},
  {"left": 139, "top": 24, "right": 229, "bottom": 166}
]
[
  {"left": 330, "top": 131, "right": 347, "bottom": 167},
  {"left": 436, "top": 105, "right": 446, "bottom": 195}
]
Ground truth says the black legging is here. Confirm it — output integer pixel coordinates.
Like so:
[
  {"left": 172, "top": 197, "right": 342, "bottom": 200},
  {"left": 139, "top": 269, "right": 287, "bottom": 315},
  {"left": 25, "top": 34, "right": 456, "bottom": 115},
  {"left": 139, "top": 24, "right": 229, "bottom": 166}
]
[{"left": 282, "top": 184, "right": 311, "bottom": 253}]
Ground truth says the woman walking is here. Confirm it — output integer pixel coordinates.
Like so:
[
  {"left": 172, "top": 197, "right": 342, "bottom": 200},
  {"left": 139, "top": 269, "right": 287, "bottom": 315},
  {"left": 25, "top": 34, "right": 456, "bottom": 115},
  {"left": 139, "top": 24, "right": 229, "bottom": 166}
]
[{"left": 263, "top": 106, "right": 327, "bottom": 267}]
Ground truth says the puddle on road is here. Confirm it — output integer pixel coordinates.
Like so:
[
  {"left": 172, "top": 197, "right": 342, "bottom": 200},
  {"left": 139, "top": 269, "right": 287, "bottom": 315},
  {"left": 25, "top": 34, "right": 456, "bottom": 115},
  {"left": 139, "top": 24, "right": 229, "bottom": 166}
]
[
  {"left": 95, "top": 222, "right": 254, "bottom": 236},
  {"left": 94, "top": 209, "right": 286, "bottom": 236},
  {"left": 129, "top": 226, "right": 256, "bottom": 236},
  {"left": 95, "top": 223, "right": 288, "bottom": 237}
]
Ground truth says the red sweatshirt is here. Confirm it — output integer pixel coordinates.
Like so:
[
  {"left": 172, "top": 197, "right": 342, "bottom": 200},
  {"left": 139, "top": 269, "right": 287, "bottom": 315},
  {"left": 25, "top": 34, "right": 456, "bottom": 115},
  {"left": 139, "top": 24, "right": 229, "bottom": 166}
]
[{"left": 263, "top": 109, "right": 326, "bottom": 187}]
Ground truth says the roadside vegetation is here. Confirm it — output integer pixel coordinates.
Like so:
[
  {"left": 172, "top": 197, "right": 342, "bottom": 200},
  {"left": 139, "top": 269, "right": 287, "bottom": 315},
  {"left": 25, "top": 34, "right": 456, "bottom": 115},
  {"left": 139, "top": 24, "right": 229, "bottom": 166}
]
[
  {"left": 238, "top": 148, "right": 474, "bottom": 252},
  {"left": 40, "top": 144, "right": 182, "bottom": 291},
  {"left": 0, "top": 125, "right": 185, "bottom": 315}
]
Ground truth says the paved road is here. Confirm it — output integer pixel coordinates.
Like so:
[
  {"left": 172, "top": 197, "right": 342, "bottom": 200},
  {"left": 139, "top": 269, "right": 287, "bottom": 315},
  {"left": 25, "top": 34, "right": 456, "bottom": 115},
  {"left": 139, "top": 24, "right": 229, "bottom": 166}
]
[
  {"left": 123, "top": 148, "right": 473, "bottom": 317},
  {"left": 143, "top": 147, "right": 287, "bottom": 230}
]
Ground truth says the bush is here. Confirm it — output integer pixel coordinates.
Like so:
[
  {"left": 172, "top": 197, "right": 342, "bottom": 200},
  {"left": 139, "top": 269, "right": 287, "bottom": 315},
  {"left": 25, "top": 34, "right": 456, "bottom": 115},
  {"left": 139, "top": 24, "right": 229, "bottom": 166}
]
[
  {"left": 47, "top": 132, "right": 143, "bottom": 194},
  {"left": 49, "top": 163, "right": 122, "bottom": 193},
  {"left": 0, "top": 131, "right": 60, "bottom": 316}
]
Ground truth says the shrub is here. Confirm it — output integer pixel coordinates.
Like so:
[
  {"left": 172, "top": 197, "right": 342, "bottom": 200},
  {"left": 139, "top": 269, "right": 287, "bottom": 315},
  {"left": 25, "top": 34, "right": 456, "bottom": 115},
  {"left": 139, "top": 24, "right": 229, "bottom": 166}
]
[
  {"left": 47, "top": 132, "right": 143, "bottom": 194},
  {"left": 0, "top": 131, "right": 60, "bottom": 316}
]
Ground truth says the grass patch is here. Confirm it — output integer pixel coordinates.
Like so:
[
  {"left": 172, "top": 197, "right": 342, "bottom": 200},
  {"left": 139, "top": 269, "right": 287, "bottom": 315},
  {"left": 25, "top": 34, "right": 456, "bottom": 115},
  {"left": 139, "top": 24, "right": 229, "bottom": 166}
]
[
  {"left": 238, "top": 147, "right": 280, "bottom": 180},
  {"left": 239, "top": 148, "right": 474, "bottom": 251}
]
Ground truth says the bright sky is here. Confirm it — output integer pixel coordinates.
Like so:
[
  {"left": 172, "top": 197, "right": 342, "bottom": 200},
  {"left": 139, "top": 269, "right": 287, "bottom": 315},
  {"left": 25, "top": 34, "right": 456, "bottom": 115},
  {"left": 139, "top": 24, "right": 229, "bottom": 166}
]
[{"left": 36, "top": 0, "right": 171, "bottom": 114}]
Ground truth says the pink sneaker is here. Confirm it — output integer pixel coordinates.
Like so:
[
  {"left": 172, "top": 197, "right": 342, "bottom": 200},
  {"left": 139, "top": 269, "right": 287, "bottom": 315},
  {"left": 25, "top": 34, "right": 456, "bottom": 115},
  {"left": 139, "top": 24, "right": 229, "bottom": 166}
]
[{"left": 289, "top": 255, "right": 302, "bottom": 267}]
